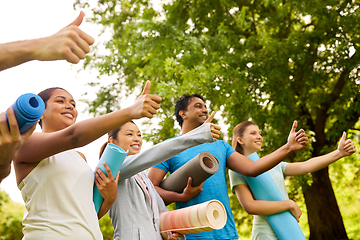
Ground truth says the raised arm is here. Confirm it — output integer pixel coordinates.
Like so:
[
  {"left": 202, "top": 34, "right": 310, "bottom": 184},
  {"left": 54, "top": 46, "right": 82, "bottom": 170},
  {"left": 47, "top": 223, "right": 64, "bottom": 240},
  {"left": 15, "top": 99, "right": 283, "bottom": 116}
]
[
  {"left": 14, "top": 81, "right": 161, "bottom": 184},
  {"left": 0, "top": 11, "right": 94, "bottom": 71},
  {"left": 227, "top": 121, "right": 309, "bottom": 177},
  {"left": 119, "top": 119, "right": 219, "bottom": 180},
  {"left": 285, "top": 131, "right": 356, "bottom": 176}
]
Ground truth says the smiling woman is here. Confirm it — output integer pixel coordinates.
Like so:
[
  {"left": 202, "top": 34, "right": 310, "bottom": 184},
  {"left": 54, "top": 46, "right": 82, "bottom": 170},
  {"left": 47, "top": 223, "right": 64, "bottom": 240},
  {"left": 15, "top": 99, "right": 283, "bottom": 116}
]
[
  {"left": 10, "top": 82, "right": 163, "bottom": 239},
  {"left": 38, "top": 88, "right": 78, "bottom": 132}
]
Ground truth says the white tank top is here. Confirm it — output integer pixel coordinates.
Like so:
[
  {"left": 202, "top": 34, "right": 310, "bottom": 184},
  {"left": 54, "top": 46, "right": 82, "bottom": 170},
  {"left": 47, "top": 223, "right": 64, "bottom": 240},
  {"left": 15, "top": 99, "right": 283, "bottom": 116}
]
[{"left": 19, "top": 150, "right": 103, "bottom": 240}]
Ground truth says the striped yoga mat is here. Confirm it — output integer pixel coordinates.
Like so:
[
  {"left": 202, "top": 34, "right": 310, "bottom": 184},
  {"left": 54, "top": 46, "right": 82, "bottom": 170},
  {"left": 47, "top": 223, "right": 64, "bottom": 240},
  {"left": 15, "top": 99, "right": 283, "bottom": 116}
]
[{"left": 159, "top": 200, "right": 227, "bottom": 237}]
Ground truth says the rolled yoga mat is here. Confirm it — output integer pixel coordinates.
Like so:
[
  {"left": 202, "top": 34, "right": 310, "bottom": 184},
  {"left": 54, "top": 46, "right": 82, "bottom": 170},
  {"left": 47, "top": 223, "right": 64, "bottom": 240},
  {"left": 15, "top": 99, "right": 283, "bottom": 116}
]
[
  {"left": 6, "top": 93, "right": 45, "bottom": 134},
  {"left": 159, "top": 151, "right": 219, "bottom": 193},
  {"left": 159, "top": 199, "right": 227, "bottom": 237},
  {"left": 93, "top": 143, "right": 128, "bottom": 213},
  {"left": 244, "top": 152, "right": 306, "bottom": 240}
]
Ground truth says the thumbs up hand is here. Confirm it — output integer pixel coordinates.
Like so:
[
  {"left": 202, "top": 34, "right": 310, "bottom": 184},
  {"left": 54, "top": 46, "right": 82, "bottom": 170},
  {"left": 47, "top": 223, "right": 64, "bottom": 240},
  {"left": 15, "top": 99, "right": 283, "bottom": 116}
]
[
  {"left": 338, "top": 131, "right": 356, "bottom": 157},
  {"left": 36, "top": 11, "right": 95, "bottom": 64},
  {"left": 130, "top": 81, "right": 162, "bottom": 119},
  {"left": 287, "top": 120, "right": 309, "bottom": 151},
  {"left": 205, "top": 112, "right": 221, "bottom": 142}
]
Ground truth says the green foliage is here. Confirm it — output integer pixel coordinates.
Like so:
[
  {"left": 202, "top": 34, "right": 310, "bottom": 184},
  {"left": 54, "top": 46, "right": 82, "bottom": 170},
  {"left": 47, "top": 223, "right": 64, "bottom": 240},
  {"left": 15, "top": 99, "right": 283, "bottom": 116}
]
[
  {"left": 0, "top": 189, "right": 24, "bottom": 240},
  {"left": 0, "top": 189, "right": 10, "bottom": 212},
  {"left": 75, "top": 0, "right": 360, "bottom": 238},
  {"left": 99, "top": 213, "right": 114, "bottom": 240}
]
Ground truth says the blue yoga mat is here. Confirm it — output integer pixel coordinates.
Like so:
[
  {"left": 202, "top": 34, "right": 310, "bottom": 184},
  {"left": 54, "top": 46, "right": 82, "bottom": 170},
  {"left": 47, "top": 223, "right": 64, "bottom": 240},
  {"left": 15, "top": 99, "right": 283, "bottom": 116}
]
[
  {"left": 6, "top": 93, "right": 45, "bottom": 134},
  {"left": 93, "top": 143, "right": 128, "bottom": 213},
  {"left": 244, "top": 152, "right": 306, "bottom": 240}
]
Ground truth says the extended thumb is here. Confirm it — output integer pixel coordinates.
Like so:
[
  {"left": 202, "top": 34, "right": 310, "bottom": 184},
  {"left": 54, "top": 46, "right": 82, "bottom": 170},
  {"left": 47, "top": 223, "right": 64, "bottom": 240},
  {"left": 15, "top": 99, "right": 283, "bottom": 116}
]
[
  {"left": 68, "top": 11, "right": 84, "bottom": 27},
  {"left": 141, "top": 81, "right": 151, "bottom": 95},
  {"left": 341, "top": 131, "right": 346, "bottom": 142},
  {"left": 205, "top": 112, "right": 215, "bottom": 123},
  {"left": 291, "top": 120, "right": 298, "bottom": 132}
]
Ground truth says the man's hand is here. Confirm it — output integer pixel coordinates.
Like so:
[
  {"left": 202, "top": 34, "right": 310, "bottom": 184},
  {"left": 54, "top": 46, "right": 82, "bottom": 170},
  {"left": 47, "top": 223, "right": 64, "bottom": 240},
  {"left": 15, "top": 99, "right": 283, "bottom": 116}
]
[
  {"left": 35, "top": 11, "right": 95, "bottom": 64},
  {"left": 205, "top": 112, "right": 221, "bottom": 141},
  {"left": 180, "top": 177, "right": 204, "bottom": 202}
]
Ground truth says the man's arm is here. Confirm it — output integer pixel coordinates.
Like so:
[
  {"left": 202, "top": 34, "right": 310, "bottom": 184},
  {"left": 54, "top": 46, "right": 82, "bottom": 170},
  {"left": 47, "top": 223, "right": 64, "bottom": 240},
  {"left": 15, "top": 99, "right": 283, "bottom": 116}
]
[
  {"left": 0, "top": 11, "right": 94, "bottom": 71},
  {"left": 147, "top": 167, "right": 203, "bottom": 205}
]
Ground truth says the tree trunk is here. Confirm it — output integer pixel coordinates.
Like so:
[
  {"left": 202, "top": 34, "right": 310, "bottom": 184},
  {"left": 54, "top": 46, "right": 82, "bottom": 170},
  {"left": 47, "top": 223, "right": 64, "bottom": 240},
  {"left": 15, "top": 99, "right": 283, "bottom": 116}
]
[{"left": 303, "top": 167, "right": 348, "bottom": 240}]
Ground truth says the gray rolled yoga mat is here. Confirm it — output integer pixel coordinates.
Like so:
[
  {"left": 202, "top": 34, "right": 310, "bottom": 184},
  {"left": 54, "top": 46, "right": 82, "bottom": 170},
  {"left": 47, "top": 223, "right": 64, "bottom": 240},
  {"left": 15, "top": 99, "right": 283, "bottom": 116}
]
[{"left": 159, "top": 151, "right": 219, "bottom": 193}]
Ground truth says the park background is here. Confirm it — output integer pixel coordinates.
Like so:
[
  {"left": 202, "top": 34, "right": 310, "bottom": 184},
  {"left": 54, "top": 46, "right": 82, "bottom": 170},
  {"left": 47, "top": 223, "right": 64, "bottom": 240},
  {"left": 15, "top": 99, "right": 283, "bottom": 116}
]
[{"left": 1, "top": 0, "right": 360, "bottom": 239}]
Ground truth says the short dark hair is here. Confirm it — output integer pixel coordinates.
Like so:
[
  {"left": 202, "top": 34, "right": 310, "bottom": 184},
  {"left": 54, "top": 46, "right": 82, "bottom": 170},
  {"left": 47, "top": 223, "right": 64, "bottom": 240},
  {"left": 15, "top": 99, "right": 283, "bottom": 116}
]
[
  {"left": 175, "top": 94, "right": 205, "bottom": 127},
  {"left": 37, "top": 87, "right": 66, "bottom": 128}
]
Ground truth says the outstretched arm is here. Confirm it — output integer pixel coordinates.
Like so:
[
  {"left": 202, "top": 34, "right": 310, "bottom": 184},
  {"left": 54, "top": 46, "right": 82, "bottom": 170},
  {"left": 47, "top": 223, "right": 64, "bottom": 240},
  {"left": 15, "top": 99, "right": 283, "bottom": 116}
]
[
  {"left": 119, "top": 113, "right": 220, "bottom": 180},
  {"left": 146, "top": 114, "right": 220, "bottom": 205},
  {"left": 233, "top": 184, "right": 302, "bottom": 222},
  {"left": 0, "top": 11, "right": 94, "bottom": 71},
  {"left": 14, "top": 81, "right": 161, "bottom": 184},
  {"left": 0, "top": 109, "right": 36, "bottom": 182},
  {"left": 285, "top": 131, "right": 356, "bottom": 176},
  {"left": 227, "top": 121, "right": 309, "bottom": 177}
]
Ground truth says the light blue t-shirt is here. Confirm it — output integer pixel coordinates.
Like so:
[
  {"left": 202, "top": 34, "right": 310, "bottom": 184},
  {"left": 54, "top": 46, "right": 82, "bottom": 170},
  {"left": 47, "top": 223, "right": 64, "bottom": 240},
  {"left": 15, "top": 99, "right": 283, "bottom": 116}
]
[{"left": 154, "top": 140, "right": 238, "bottom": 240}]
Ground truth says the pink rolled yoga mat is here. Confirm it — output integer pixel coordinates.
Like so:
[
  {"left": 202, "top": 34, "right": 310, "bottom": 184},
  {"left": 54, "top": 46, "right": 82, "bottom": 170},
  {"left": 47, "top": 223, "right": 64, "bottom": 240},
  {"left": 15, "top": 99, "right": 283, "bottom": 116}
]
[
  {"left": 159, "top": 151, "right": 219, "bottom": 193},
  {"left": 159, "top": 200, "right": 227, "bottom": 236}
]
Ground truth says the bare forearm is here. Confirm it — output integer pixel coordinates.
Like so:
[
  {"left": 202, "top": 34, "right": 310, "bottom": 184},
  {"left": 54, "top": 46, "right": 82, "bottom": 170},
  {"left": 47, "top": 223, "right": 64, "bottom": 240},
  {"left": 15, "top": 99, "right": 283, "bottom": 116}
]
[
  {"left": 68, "top": 107, "right": 133, "bottom": 148},
  {"left": 154, "top": 186, "right": 185, "bottom": 205},
  {"left": 286, "top": 150, "right": 342, "bottom": 176},
  {"left": 97, "top": 199, "right": 114, "bottom": 219},
  {"left": 228, "top": 143, "right": 293, "bottom": 177},
  {"left": 0, "top": 40, "right": 41, "bottom": 71},
  {"left": 244, "top": 199, "right": 295, "bottom": 216},
  {"left": 252, "top": 143, "right": 293, "bottom": 175}
]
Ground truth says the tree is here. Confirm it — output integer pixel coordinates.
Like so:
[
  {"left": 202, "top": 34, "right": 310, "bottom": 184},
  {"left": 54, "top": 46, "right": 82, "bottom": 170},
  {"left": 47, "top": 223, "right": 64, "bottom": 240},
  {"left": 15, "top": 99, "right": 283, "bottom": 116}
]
[
  {"left": 75, "top": 0, "right": 360, "bottom": 239},
  {"left": 0, "top": 189, "right": 24, "bottom": 240}
]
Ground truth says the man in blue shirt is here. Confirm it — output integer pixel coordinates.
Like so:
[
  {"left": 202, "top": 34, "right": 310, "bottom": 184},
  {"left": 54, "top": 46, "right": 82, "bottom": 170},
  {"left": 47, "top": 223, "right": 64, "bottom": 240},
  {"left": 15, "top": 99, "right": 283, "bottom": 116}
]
[{"left": 148, "top": 93, "right": 308, "bottom": 240}]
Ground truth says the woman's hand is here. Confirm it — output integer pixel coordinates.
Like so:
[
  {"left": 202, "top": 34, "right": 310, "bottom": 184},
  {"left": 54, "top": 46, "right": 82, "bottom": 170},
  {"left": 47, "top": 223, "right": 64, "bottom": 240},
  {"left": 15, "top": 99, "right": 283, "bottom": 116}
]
[
  {"left": 130, "top": 81, "right": 162, "bottom": 119},
  {"left": 338, "top": 132, "right": 356, "bottom": 157},
  {"left": 94, "top": 162, "right": 120, "bottom": 204},
  {"left": 287, "top": 200, "right": 302, "bottom": 222},
  {"left": 287, "top": 120, "right": 309, "bottom": 151}
]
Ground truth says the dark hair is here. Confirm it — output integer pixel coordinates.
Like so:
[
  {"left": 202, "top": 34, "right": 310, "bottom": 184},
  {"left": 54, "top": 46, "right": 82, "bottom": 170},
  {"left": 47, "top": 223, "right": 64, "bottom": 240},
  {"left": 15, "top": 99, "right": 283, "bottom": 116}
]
[
  {"left": 99, "top": 121, "right": 136, "bottom": 159},
  {"left": 37, "top": 87, "right": 67, "bottom": 128},
  {"left": 232, "top": 121, "right": 258, "bottom": 155},
  {"left": 175, "top": 94, "right": 205, "bottom": 127}
]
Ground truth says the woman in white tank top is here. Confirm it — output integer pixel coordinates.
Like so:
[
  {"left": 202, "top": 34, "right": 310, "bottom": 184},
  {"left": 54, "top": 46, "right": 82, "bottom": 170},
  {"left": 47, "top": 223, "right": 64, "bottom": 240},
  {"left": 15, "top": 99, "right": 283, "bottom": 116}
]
[{"left": 13, "top": 81, "right": 162, "bottom": 240}]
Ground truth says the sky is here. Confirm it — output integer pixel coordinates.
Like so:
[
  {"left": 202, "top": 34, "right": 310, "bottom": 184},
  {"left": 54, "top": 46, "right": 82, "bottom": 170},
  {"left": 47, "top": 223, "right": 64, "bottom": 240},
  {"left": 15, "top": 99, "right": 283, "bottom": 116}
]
[{"left": 0, "top": 0, "right": 145, "bottom": 203}]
